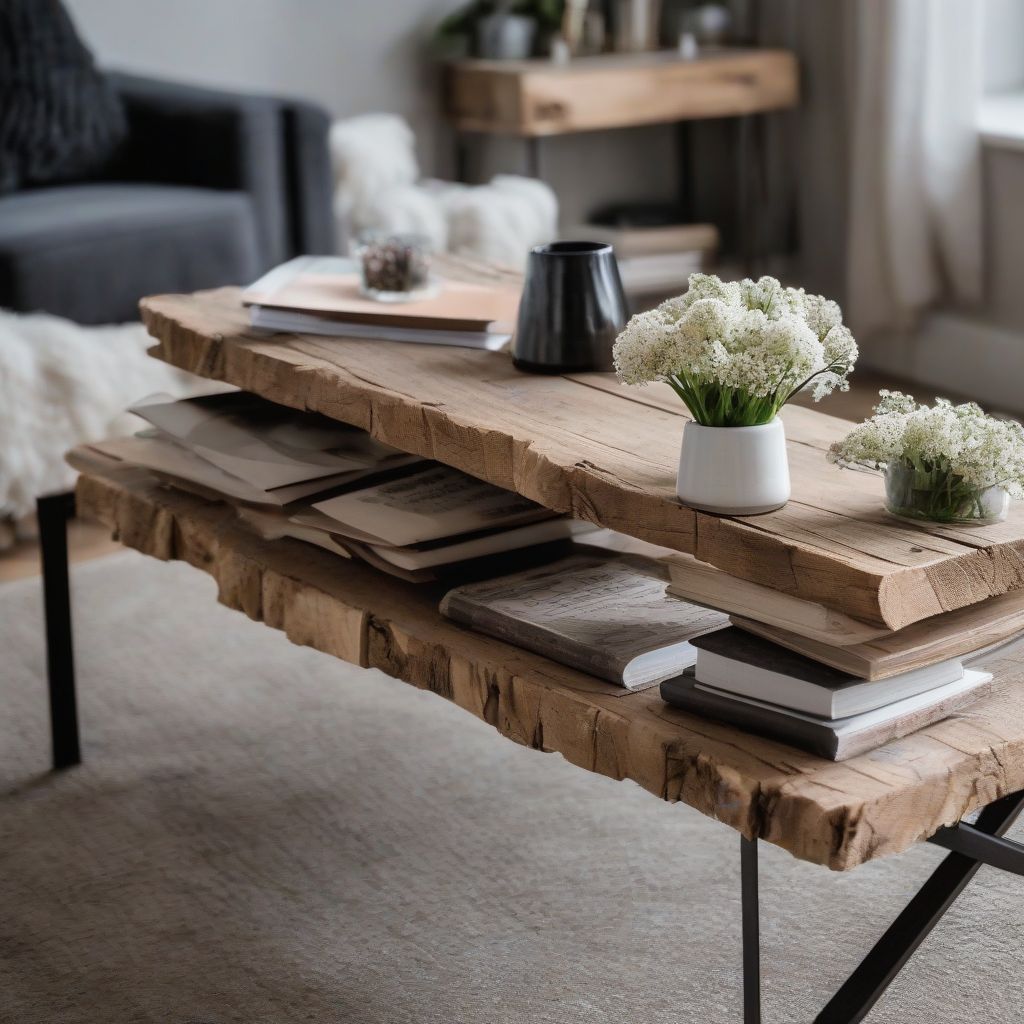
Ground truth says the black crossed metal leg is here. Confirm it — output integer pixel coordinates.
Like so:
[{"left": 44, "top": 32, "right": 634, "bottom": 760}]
[
  {"left": 741, "top": 789, "right": 1024, "bottom": 1023},
  {"left": 36, "top": 489, "right": 81, "bottom": 770}
]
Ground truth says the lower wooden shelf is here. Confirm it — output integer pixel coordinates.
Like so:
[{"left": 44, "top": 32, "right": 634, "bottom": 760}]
[{"left": 72, "top": 448, "right": 1024, "bottom": 872}]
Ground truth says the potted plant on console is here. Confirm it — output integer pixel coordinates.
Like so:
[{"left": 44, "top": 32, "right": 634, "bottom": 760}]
[{"left": 612, "top": 273, "right": 858, "bottom": 515}]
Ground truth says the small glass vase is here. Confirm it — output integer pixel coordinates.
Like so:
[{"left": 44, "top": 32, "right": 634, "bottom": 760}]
[
  {"left": 883, "top": 458, "right": 1009, "bottom": 525},
  {"left": 357, "top": 232, "right": 436, "bottom": 303}
]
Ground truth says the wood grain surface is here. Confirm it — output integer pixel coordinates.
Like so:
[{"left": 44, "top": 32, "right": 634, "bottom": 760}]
[
  {"left": 664, "top": 555, "right": 891, "bottom": 646},
  {"left": 140, "top": 287, "right": 1024, "bottom": 632},
  {"left": 735, "top": 587, "right": 1024, "bottom": 680},
  {"left": 71, "top": 449, "right": 1024, "bottom": 872},
  {"left": 444, "top": 48, "right": 799, "bottom": 136}
]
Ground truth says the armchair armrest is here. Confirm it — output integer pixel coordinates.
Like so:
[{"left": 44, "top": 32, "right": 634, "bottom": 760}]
[{"left": 104, "top": 73, "right": 288, "bottom": 266}]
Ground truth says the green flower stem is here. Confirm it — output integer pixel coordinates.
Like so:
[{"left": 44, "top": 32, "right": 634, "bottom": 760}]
[
  {"left": 669, "top": 377, "right": 787, "bottom": 427},
  {"left": 664, "top": 356, "right": 854, "bottom": 428},
  {"left": 886, "top": 457, "right": 998, "bottom": 523}
]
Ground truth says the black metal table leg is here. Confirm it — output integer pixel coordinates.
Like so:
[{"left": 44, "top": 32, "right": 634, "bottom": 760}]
[
  {"left": 741, "top": 835, "right": 761, "bottom": 1023},
  {"left": 36, "top": 490, "right": 81, "bottom": 770},
  {"left": 675, "top": 121, "right": 694, "bottom": 222},
  {"left": 454, "top": 130, "right": 471, "bottom": 183},
  {"left": 815, "top": 790, "right": 1024, "bottom": 1024},
  {"left": 525, "top": 136, "right": 541, "bottom": 180}
]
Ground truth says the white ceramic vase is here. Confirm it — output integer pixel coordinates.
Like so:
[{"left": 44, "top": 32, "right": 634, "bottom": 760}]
[{"left": 676, "top": 418, "right": 790, "bottom": 515}]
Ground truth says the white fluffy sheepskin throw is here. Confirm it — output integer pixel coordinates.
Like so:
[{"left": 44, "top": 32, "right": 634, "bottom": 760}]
[
  {"left": 0, "top": 309, "right": 199, "bottom": 519},
  {"left": 442, "top": 174, "right": 559, "bottom": 268},
  {"left": 340, "top": 182, "right": 449, "bottom": 253},
  {"left": 329, "top": 113, "right": 557, "bottom": 269},
  {"left": 329, "top": 114, "right": 422, "bottom": 250}
]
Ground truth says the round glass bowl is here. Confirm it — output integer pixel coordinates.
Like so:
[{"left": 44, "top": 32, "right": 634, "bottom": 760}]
[{"left": 884, "top": 458, "right": 1009, "bottom": 525}]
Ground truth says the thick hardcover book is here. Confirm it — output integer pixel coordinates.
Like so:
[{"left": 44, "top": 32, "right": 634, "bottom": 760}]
[
  {"left": 663, "top": 554, "right": 889, "bottom": 647},
  {"left": 439, "top": 554, "right": 728, "bottom": 690},
  {"left": 660, "top": 668, "right": 993, "bottom": 761},
  {"left": 732, "top": 589, "right": 1024, "bottom": 681},
  {"left": 690, "top": 627, "right": 963, "bottom": 719}
]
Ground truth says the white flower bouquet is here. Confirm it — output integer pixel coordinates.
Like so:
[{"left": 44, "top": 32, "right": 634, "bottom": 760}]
[
  {"left": 612, "top": 273, "right": 858, "bottom": 427},
  {"left": 827, "top": 391, "right": 1024, "bottom": 524}
]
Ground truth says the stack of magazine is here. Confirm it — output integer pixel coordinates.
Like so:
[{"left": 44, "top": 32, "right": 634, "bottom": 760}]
[
  {"left": 242, "top": 256, "right": 520, "bottom": 350},
  {"left": 80, "top": 390, "right": 590, "bottom": 581}
]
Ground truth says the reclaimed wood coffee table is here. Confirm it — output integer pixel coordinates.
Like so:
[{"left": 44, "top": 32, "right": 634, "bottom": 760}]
[{"left": 38, "top": 286, "right": 1024, "bottom": 1023}]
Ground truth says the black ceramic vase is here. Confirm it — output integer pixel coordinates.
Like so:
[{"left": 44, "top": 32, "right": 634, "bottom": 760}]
[{"left": 512, "top": 242, "right": 628, "bottom": 373}]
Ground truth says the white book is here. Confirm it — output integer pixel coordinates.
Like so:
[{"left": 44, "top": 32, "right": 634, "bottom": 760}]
[
  {"left": 312, "top": 464, "right": 553, "bottom": 547},
  {"left": 692, "top": 627, "right": 964, "bottom": 720},
  {"left": 249, "top": 305, "right": 511, "bottom": 350},
  {"left": 694, "top": 670, "right": 993, "bottom": 734}
]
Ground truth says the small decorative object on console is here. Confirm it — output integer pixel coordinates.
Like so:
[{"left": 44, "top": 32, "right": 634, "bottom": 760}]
[
  {"left": 358, "top": 233, "right": 435, "bottom": 302},
  {"left": 613, "top": 272, "right": 857, "bottom": 515},
  {"left": 828, "top": 391, "right": 1024, "bottom": 525}
]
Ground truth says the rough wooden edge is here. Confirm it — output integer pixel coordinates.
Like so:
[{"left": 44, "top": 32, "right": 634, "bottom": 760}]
[
  {"left": 72, "top": 457, "right": 1024, "bottom": 872},
  {"left": 140, "top": 293, "right": 941, "bottom": 629}
]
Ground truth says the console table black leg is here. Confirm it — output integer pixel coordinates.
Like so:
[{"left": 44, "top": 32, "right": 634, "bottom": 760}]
[
  {"left": 741, "top": 835, "right": 762, "bottom": 1023},
  {"left": 37, "top": 490, "right": 81, "bottom": 770},
  {"left": 736, "top": 114, "right": 759, "bottom": 277},
  {"left": 815, "top": 790, "right": 1024, "bottom": 1024},
  {"left": 454, "top": 130, "right": 471, "bottom": 183},
  {"left": 525, "top": 136, "right": 541, "bottom": 180},
  {"left": 676, "top": 120, "right": 693, "bottom": 221}
]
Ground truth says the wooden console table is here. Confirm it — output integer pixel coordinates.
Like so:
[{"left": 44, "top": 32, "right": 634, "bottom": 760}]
[
  {"left": 444, "top": 48, "right": 800, "bottom": 267},
  {"left": 39, "top": 285, "right": 1024, "bottom": 1023},
  {"left": 445, "top": 48, "right": 798, "bottom": 138}
]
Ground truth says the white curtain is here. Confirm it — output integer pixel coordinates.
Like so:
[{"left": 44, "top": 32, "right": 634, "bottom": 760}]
[{"left": 846, "top": 0, "right": 984, "bottom": 339}]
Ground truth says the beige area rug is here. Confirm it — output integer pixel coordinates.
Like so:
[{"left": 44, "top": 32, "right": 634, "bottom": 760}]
[{"left": 3, "top": 551, "right": 1024, "bottom": 1024}]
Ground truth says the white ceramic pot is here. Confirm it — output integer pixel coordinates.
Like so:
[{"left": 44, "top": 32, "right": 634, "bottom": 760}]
[{"left": 676, "top": 418, "right": 790, "bottom": 515}]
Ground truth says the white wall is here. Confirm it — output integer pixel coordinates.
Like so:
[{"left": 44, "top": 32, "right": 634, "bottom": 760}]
[
  {"left": 64, "top": 0, "right": 678, "bottom": 226},
  {"left": 66, "top": 0, "right": 461, "bottom": 176},
  {"left": 984, "top": 0, "right": 1024, "bottom": 93}
]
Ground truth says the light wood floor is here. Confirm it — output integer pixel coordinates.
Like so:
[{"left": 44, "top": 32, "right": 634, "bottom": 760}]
[
  {"left": 0, "top": 519, "right": 121, "bottom": 584},
  {"left": 0, "top": 369, "right": 957, "bottom": 584}
]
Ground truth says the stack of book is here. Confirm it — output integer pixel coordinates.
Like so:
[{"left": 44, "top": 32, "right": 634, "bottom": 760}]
[
  {"left": 78, "top": 390, "right": 589, "bottom": 581},
  {"left": 661, "top": 628, "right": 991, "bottom": 761},
  {"left": 241, "top": 255, "right": 520, "bottom": 351},
  {"left": 657, "top": 554, "right": 1017, "bottom": 760},
  {"left": 567, "top": 223, "right": 719, "bottom": 298}
]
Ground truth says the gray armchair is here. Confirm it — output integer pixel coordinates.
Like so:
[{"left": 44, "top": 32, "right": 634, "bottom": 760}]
[{"left": 0, "top": 73, "right": 334, "bottom": 325}]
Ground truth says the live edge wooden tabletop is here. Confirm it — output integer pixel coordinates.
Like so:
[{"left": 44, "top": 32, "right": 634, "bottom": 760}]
[
  {"left": 71, "top": 451, "right": 1024, "bottom": 873},
  {"left": 141, "top": 287, "right": 1024, "bottom": 633}
]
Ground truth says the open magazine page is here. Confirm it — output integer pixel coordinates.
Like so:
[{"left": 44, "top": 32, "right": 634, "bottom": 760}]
[
  {"left": 312, "top": 464, "right": 552, "bottom": 547},
  {"left": 131, "top": 391, "right": 414, "bottom": 491}
]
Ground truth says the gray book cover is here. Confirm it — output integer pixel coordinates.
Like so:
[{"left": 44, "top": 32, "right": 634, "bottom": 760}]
[{"left": 440, "top": 553, "right": 728, "bottom": 688}]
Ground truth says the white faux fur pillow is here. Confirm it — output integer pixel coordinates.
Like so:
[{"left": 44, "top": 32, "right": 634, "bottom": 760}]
[{"left": 0, "top": 309, "right": 200, "bottom": 518}]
